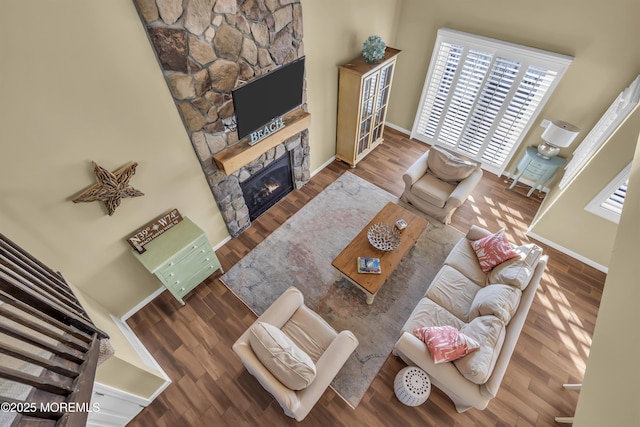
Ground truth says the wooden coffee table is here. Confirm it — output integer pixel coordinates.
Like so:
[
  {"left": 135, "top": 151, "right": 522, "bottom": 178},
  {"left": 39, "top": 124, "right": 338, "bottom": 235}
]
[{"left": 332, "top": 202, "right": 428, "bottom": 304}]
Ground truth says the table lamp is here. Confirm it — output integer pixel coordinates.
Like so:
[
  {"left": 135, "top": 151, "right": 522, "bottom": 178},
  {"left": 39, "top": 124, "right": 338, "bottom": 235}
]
[{"left": 537, "top": 120, "right": 580, "bottom": 159}]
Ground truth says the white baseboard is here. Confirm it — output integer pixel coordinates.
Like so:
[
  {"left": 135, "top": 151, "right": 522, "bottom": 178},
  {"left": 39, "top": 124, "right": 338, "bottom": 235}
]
[
  {"left": 121, "top": 286, "right": 166, "bottom": 321},
  {"left": 212, "top": 235, "right": 232, "bottom": 251},
  {"left": 109, "top": 314, "right": 172, "bottom": 402},
  {"left": 526, "top": 231, "right": 608, "bottom": 273},
  {"left": 384, "top": 121, "right": 411, "bottom": 136},
  {"left": 312, "top": 155, "right": 336, "bottom": 177}
]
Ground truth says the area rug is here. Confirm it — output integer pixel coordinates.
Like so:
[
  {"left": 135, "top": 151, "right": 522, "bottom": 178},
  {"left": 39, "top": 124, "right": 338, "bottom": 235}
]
[{"left": 220, "top": 171, "right": 464, "bottom": 408}]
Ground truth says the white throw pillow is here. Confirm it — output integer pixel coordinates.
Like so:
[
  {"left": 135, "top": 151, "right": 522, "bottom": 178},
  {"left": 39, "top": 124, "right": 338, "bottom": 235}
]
[
  {"left": 453, "top": 316, "right": 506, "bottom": 385},
  {"left": 249, "top": 321, "right": 316, "bottom": 390},
  {"left": 469, "top": 284, "right": 522, "bottom": 324},
  {"left": 487, "top": 244, "right": 542, "bottom": 290},
  {"left": 426, "top": 145, "right": 479, "bottom": 183}
]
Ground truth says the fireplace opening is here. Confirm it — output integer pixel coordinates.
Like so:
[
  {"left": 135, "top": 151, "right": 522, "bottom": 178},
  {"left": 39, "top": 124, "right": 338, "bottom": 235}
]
[{"left": 240, "top": 154, "right": 294, "bottom": 221}]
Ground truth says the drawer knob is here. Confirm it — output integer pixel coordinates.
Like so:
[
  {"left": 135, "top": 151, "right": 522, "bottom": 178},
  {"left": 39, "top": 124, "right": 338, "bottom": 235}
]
[
  {"left": 205, "top": 258, "right": 210, "bottom": 261},
  {"left": 210, "top": 265, "right": 215, "bottom": 269},
  {"left": 200, "top": 249, "right": 206, "bottom": 253},
  {"left": 169, "top": 262, "right": 174, "bottom": 266},
  {"left": 180, "top": 287, "right": 185, "bottom": 292},
  {"left": 169, "top": 273, "right": 174, "bottom": 277},
  {"left": 175, "top": 280, "right": 180, "bottom": 285},
  {"left": 192, "top": 245, "right": 197, "bottom": 249}
]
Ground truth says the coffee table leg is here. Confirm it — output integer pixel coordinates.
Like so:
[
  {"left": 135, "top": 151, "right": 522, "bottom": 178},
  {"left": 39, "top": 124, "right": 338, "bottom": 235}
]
[{"left": 338, "top": 272, "right": 377, "bottom": 305}]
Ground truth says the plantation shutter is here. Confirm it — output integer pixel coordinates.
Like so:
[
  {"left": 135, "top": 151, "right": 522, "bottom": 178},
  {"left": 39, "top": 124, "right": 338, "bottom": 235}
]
[
  {"left": 411, "top": 28, "right": 573, "bottom": 175},
  {"left": 559, "top": 75, "right": 640, "bottom": 189},
  {"left": 602, "top": 178, "right": 628, "bottom": 215},
  {"left": 585, "top": 163, "right": 631, "bottom": 224}
]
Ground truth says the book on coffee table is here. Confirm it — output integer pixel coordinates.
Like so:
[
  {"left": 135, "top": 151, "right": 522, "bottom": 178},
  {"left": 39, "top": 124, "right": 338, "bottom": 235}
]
[{"left": 357, "top": 257, "right": 381, "bottom": 274}]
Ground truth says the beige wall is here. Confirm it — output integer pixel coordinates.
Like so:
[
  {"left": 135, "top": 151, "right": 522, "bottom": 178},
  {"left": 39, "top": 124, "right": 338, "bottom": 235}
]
[
  {"left": 386, "top": 0, "right": 640, "bottom": 268},
  {"left": 573, "top": 117, "right": 640, "bottom": 425},
  {"left": 530, "top": 107, "right": 640, "bottom": 267},
  {"left": 0, "top": 0, "right": 229, "bottom": 318},
  {"left": 301, "top": 0, "right": 401, "bottom": 171}
]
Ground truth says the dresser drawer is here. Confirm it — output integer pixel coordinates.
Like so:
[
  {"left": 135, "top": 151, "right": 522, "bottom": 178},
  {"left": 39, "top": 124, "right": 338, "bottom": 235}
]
[
  {"left": 166, "top": 263, "right": 220, "bottom": 298},
  {"left": 159, "top": 248, "right": 215, "bottom": 283},
  {"left": 157, "top": 236, "right": 210, "bottom": 273},
  {"left": 523, "top": 163, "right": 547, "bottom": 178}
]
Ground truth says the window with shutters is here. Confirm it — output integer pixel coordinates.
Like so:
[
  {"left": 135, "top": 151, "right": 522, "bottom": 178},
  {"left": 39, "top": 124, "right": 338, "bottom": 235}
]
[
  {"left": 411, "top": 28, "right": 573, "bottom": 175},
  {"left": 559, "top": 75, "right": 640, "bottom": 189},
  {"left": 585, "top": 163, "right": 631, "bottom": 224}
]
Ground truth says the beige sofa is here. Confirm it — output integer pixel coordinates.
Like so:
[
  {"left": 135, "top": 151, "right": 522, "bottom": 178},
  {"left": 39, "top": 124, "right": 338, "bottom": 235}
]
[
  {"left": 401, "top": 146, "right": 483, "bottom": 224},
  {"left": 233, "top": 287, "right": 358, "bottom": 421},
  {"left": 393, "top": 225, "right": 547, "bottom": 412}
]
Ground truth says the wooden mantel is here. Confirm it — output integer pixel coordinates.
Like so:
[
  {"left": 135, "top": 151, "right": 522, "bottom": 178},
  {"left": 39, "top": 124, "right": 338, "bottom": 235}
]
[{"left": 213, "top": 109, "right": 311, "bottom": 175}]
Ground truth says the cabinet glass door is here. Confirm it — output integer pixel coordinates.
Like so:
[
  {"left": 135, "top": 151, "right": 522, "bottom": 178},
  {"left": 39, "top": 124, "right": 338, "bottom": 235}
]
[
  {"left": 371, "top": 63, "right": 394, "bottom": 143},
  {"left": 357, "top": 73, "right": 378, "bottom": 156}
]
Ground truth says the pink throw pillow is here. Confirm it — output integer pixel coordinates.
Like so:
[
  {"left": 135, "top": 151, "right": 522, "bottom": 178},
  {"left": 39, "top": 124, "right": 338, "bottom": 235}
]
[
  {"left": 413, "top": 325, "right": 480, "bottom": 364},
  {"left": 470, "top": 229, "right": 519, "bottom": 272}
]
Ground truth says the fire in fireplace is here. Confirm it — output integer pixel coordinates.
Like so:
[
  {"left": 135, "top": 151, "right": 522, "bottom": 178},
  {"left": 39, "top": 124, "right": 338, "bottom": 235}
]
[{"left": 240, "top": 154, "right": 294, "bottom": 221}]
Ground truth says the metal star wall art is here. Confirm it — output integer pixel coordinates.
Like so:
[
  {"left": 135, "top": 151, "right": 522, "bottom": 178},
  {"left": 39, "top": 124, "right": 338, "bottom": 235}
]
[{"left": 72, "top": 161, "right": 144, "bottom": 216}]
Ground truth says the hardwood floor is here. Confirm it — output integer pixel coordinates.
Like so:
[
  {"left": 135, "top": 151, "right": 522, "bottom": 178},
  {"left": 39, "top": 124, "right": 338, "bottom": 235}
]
[{"left": 127, "top": 127, "right": 605, "bottom": 426}]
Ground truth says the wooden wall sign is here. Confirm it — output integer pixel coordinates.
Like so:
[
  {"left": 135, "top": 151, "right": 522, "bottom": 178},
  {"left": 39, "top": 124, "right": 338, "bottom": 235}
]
[{"left": 127, "top": 209, "right": 183, "bottom": 253}]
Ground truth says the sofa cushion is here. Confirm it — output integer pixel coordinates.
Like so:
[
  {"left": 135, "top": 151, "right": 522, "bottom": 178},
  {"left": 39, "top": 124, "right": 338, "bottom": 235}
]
[
  {"left": 249, "top": 321, "right": 317, "bottom": 390},
  {"left": 470, "top": 229, "right": 519, "bottom": 272},
  {"left": 487, "top": 243, "right": 543, "bottom": 290},
  {"left": 401, "top": 297, "right": 465, "bottom": 335},
  {"left": 426, "top": 265, "right": 482, "bottom": 322},
  {"left": 412, "top": 173, "right": 455, "bottom": 208},
  {"left": 413, "top": 325, "right": 480, "bottom": 364},
  {"left": 427, "top": 145, "right": 479, "bottom": 183},
  {"left": 443, "top": 238, "right": 487, "bottom": 286},
  {"left": 469, "top": 284, "right": 522, "bottom": 324},
  {"left": 466, "top": 225, "right": 493, "bottom": 241},
  {"left": 454, "top": 316, "right": 506, "bottom": 384}
]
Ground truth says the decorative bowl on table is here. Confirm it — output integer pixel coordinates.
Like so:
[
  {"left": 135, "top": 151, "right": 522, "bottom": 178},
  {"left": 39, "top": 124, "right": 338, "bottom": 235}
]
[{"left": 367, "top": 223, "right": 401, "bottom": 251}]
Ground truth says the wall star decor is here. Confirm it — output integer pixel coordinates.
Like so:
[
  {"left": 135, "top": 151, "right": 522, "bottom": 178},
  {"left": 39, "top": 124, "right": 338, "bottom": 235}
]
[{"left": 72, "top": 161, "right": 144, "bottom": 216}]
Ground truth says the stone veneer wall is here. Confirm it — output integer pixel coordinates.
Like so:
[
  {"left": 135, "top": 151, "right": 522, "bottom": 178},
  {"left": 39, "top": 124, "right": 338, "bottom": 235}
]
[{"left": 133, "top": 0, "right": 309, "bottom": 236}]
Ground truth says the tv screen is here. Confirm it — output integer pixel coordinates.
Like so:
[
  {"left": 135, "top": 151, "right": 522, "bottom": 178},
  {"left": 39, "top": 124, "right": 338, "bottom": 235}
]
[{"left": 232, "top": 56, "right": 305, "bottom": 141}]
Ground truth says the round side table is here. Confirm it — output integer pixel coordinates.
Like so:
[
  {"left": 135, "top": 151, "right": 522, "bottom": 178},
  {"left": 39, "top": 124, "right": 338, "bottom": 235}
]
[{"left": 394, "top": 366, "right": 431, "bottom": 406}]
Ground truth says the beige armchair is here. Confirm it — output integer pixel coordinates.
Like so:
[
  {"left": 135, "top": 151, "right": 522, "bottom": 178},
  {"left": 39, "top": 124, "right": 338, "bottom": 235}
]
[
  {"left": 401, "top": 145, "right": 483, "bottom": 224},
  {"left": 232, "top": 287, "right": 358, "bottom": 421}
]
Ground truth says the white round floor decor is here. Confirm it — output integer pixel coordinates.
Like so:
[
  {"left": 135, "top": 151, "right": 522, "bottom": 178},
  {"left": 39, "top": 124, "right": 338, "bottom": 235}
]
[{"left": 394, "top": 366, "right": 431, "bottom": 406}]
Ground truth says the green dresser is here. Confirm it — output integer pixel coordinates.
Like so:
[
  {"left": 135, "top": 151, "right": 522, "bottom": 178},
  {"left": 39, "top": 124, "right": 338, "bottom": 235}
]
[{"left": 132, "top": 217, "right": 222, "bottom": 305}]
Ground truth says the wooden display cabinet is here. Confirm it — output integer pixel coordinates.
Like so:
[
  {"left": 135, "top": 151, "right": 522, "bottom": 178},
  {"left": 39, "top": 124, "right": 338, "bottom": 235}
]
[{"left": 336, "top": 48, "right": 401, "bottom": 167}]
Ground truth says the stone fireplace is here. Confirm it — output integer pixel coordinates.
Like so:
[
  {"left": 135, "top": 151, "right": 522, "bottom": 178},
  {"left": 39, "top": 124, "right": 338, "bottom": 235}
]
[{"left": 133, "top": 0, "right": 309, "bottom": 236}]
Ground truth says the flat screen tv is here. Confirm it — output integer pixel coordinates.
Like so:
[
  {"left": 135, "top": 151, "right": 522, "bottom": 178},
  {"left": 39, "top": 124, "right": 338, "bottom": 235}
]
[{"left": 232, "top": 56, "right": 305, "bottom": 141}]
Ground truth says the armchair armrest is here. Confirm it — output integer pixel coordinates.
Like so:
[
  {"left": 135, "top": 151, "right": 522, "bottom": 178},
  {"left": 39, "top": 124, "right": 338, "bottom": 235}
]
[
  {"left": 296, "top": 330, "right": 358, "bottom": 420},
  {"left": 254, "top": 286, "right": 304, "bottom": 328},
  {"left": 403, "top": 151, "right": 430, "bottom": 188},
  {"left": 447, "top": 167, "right": 483, "bottom": 207}
]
